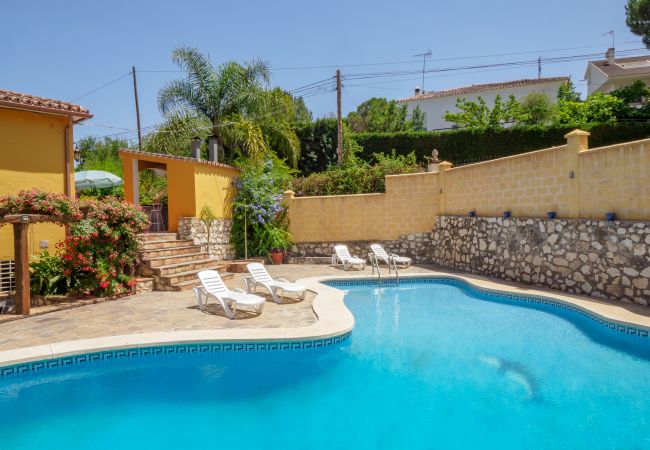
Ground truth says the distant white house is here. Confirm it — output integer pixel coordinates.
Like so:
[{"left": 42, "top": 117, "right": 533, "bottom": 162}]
[
  {"left": 585, "top": 48, "right": 650, "bottom": 95},
  {"left": 397, "top": 77, "right": 570, "bottom": 131}
]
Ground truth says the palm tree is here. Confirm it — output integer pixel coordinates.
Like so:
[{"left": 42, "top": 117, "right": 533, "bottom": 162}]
[{"left": 157, "top": 46, "right": 300, "bottom": 166}]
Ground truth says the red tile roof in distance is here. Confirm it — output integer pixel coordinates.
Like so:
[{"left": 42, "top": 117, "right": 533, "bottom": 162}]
[
  {"left": 0, "top": 89, "right": 93, "bottom": 122},
  {"left": 397, "top": 77, "right": 570, "bottom": 103}
]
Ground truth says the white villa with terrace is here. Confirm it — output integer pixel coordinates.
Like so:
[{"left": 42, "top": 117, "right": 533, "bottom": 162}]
[
  {"left": 397, "top": 76, "right": 570, "bottom": 131},
  {"left": 585, "top": 48, "right": 650, "bottom": 95}
]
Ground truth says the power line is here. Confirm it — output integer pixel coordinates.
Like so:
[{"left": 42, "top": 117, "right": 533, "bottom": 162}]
[
  {"left": 268, "top": 40, "right": 643, "bottom": 70},
  {"left": 340, "top": 48, "right": 648, "bottom": 82},
  {"left": 69, "top": 72, "right": 132, "bottom": 102}
]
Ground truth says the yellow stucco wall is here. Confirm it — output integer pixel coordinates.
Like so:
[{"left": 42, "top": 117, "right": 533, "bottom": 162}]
[
  {"left": 443, "top": 145, "right": 573, "bottom": 218},
  {"left": 193, "top": 165, "right": 238, "bottom": 219},
  {"left": 120, "top": 152, "right": 239, "bottom": 232},
  {"left": 287, "top": 172, "right": 440, "bottom": 242},
  {"left": 287, "top": 132, "right": 650, "bottom": 243},
  {"left": 0, "top": 108, "right": 71, "bottom": 259},
  {"left": 166, "top": 162, "right": 196, "bottom": 232},
  {"left": 579, "top": 140, "right": 650, "bottom": 220}
]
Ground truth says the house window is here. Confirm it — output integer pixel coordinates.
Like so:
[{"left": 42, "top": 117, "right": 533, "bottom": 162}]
[{"left": 0, "top": 260, "right": 15, "bottom": 293}]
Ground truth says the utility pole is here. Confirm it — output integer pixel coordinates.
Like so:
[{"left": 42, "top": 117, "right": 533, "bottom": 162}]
[
  {"left": 538, "top": 57, "right": 542, "bottom": 79},
  {"left": 413, "top": 50, "right": 432, "bottom": 92},
  {"left": 336, "top": 69, "right": 343, "bottom": 166},
  {"left": 132, "top": 66, "right": 143, "bottom": 151}
]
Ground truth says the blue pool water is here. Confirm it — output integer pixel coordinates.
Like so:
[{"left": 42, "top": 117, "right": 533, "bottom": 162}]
[{"left": 1, "top": 278, "right": 650, "bottom": 449}]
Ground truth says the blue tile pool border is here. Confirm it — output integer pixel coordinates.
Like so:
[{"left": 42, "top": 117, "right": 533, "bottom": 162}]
[
  {"left": 0, "top": 332, "right": 352, "bottom": 379},
  {"left": 326, "top": 277, "right": 650, "bottom": 340}
]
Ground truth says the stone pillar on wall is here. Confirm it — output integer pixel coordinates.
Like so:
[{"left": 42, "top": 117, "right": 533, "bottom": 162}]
[
  {"left": 284, "top": 190, "right": 295, "bottom": 235},
  {"left": 436, "top": 161, "right": 453, "bottom": 216},
  {"left": 565, "top": 129, "right": 590, "bottom": 218}
]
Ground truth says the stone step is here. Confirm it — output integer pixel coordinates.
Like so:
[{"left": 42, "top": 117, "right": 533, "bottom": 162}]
[
  {"left": 155, "top": 271, "right": 235, "bottom": 291},
  {"left": 138, "top": 233, "right": 178, "bottom": 242},
  {"left": 143, "top": 252, "right": 211, "bottom": 269},
  {"left": 158, "top": 264, "right": 227, "bottom": 286},
  {"left": 141, "top": 245, "right": 203, "bottom": 259},
  {"left": 155, "top": 258, "right": 226, "bottom": 277},
  {"left": 140, "top": 239, "right": 195, "bottom": 251}
]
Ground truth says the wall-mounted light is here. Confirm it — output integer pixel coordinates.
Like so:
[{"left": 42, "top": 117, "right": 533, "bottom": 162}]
[
  {"left": 568, "top": 170, "right": 575, "bottom": 179},
  {"left": 73, "top": 145, "right": 81, "bottom": 163}
]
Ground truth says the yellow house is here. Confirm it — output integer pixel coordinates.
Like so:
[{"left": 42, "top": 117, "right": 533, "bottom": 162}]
[
  {"left": 0, "top": 89, "right": 92, "bottom": 291},
  {"left": 119, "top": 150, "right": 239, "bottom": 232}
]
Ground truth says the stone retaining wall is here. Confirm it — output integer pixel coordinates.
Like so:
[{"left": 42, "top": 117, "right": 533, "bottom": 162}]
[
  {"left": 290, "top": 232, "right": 434, "bottom": 264},
  {"left": 178, "top": 217, "right": 235, "bottom": 260},
  {"left": 431, "top": 216, "right": 650, "bottom": 305}
]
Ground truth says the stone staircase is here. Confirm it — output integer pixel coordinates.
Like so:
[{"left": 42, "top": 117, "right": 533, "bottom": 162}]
[{"left": 138, "top": 233, "right": 233, "bottom": 291}]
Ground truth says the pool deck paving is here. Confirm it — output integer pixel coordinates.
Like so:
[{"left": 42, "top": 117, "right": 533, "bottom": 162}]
[{"left": 2, "top": 263, "right": 650, "bottom": 367}]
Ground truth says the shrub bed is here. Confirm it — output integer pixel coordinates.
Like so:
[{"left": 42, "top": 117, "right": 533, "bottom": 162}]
[{"left": 292, "top": 152, "right": 420, "bottom": 196}]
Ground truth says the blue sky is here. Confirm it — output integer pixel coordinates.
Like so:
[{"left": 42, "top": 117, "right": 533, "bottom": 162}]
[{"left": 1, "top": 0, "right": 644, "bottom": 144}]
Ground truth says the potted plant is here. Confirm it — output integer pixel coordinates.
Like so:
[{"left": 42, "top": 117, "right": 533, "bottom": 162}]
[{"left": 260, "top": 225, "right": 293, "bottom": 265}]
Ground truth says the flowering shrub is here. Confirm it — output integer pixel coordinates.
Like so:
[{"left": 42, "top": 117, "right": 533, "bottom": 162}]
[
  {"left": 232, "top": 153, "right": 294, "bottom": 256},
  {"left": 0, "top": 189, "right": 82, "bottom": 221},
  {"left": 1, "top": 190, "right": 149, "bottom": 297},
  {"left": 61, "top": 197, "right": 149, "bottom": 296}
]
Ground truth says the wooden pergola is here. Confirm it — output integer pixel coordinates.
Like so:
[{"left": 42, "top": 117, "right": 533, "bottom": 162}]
[{"left": 0, "top": 214, "right": 72, "bottom": 316}]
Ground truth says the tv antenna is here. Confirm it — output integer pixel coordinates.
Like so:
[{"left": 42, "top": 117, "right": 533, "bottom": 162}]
[
  {"left": 413, "top": 50, "right": 432, "bottom": 93},
  {"left": 603, "top": 30, "right": 615, "bottom": 49}
]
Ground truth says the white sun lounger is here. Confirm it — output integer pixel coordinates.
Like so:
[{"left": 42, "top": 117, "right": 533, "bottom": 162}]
[
  {"left": 333, "top": 245, "right": 366, "bottom": 270},
  {"left": 245, "top": 263, "right": 307, "bottom": 304},
  {"left": 195, "top": 270, "right": 265, "bottom": 319},
  {"left": 370, "top": 244, "right": 412, "bottom": 273}
]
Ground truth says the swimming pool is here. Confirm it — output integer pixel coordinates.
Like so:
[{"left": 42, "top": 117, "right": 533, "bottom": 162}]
[{"left": 1, "top": 277, "right": 650, "bottom": 449}]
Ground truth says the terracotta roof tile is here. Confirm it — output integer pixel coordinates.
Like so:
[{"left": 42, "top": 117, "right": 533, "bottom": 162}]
[
  {"left": 397, "top": 77, "right": 570, "bottom": 103},
  {"left": 118, "top": 149, "right": 240, "bottom": 172},
  {"left": 0, "top": 89, "right": 92, "bottom": 121}
]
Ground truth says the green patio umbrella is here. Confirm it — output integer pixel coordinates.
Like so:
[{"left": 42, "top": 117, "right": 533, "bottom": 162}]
[{"left": 74, "top": 170, "right": 123, "bottom": 191}]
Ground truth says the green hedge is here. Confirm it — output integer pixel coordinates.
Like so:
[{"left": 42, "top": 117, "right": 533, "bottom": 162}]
[{"left": 353, "top": 122, "right": 650, "bottom": 165}]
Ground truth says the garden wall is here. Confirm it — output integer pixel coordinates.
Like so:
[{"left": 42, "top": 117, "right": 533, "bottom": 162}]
[
  {"left": 178, "top": 217, "right": 235, "bottom": 260},
  {"left": 286, "top": 130, "right": 650, "bottom": 305},
  {"left": 287, "top": 131, "right": 650, "bottom": 242},
  {"left": 285, "top": 171, "right": 440, "bottom": 242},
  {"left": 430, "top": 216, "right": 650, "bottom": 306}
]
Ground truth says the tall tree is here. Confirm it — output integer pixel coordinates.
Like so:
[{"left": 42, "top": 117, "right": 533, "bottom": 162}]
[
  {"left": 520, "top": 93, "right": 555, "bottom": 125},
  {"left": 444, "top": 95, "right": 524, "bottom": 130},
  {"left": 157, "top": 46, "right": 300, "bottom": 166},
  {"left": 557, "top": 81, "right": 581, "bottom": 102},
  {"left": 77, "top": 136, "right": 131, "bottom": 176},
  {"left": 410, "top": 106, "right": 426, "bottom": 131},
  {"left": 346, "top": 97, "right": 409, "bottom": 132},
  {"left": 626, "top": 0, "right": 650, "bottom": 48}
]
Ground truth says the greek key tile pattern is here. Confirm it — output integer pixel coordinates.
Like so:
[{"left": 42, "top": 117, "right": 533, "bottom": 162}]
[
  {"left": 0, "top": 332, "right": 351, "bottom": 379},
  {"left": 327, "top": 277, "right": 650, "bottom": 340}
]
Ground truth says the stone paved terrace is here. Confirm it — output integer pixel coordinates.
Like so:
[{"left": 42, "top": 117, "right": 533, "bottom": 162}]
[
  {"left": 0, "top": 264, "right": 440, "bottom": 353},
  {"left": 3, "top": 263, "right": 650, "bottom": 354}
]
